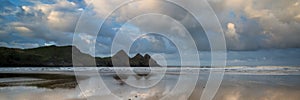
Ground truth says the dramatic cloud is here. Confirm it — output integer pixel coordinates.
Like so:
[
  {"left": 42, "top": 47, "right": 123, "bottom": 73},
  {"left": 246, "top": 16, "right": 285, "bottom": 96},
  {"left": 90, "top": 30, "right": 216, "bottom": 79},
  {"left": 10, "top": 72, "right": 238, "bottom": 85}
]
[
  {"left": 88, "top": 0, "right": 300, "bottom": 51},
  {"left": 0, "top": 0, "right": 84, "bottom": 48},
  {"left": 209, "top": 0, "right": 300, "bottom": 50},
  {"left": 0, "top": 0, "right": 299, "bottom": 65},
  {"left": 129, "top": 33, "right": 178, "bottom": 54},
  {"left": 225, "top": 23, "right": 240, "bottom": 49}
]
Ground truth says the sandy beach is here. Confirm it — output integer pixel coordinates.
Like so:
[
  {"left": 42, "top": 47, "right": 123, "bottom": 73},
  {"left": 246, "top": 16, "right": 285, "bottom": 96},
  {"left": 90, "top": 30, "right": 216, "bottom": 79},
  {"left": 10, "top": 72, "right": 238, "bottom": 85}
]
[{"left": 0, "top": 67, "right": 299, "bottom": 100}]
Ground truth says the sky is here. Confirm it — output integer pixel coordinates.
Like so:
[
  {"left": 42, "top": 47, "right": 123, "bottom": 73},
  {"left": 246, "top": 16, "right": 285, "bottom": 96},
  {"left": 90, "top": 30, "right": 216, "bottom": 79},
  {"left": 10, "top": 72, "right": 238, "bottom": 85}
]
[{"left": 0, "top": 0, "right": 300, "bottom": 66}]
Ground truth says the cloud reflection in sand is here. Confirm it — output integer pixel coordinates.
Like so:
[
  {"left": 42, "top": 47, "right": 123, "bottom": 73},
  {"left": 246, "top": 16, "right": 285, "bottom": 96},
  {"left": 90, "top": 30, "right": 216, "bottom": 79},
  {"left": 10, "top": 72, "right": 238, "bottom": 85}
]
[{"left": 0, "top": 73, "right": 300, "bottom": 100}]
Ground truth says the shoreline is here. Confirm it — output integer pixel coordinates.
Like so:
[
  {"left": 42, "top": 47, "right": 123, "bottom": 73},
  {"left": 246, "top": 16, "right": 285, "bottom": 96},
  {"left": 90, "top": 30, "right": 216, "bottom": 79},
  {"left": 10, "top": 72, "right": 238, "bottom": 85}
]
[
  {"left": 0, "top": 73, "right": 87, "bottom": 89},
  {"left": 0, "top": 72, "right": 299, "bottom": 100}
]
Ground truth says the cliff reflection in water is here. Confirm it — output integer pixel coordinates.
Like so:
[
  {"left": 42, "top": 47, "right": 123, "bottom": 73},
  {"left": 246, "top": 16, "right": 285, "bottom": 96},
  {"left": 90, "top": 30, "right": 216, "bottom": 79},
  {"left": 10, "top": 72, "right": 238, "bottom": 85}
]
[{"left": 0, "top": 71, "right": 300, "bottom": 100}]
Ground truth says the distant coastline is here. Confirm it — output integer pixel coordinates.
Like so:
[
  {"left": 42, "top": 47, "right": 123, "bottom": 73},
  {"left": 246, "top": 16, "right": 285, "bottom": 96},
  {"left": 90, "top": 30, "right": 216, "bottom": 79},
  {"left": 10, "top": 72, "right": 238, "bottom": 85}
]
[{"left": 0, "top": 45, "right": 160, "bottom": 67}]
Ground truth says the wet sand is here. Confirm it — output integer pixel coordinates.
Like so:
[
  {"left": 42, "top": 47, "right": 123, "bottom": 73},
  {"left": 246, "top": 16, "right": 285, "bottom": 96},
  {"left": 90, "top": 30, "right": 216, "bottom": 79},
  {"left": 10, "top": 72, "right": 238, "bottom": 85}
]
[
  {"left": 0, "top": 73, "right": 87, "bottom": 89},
  {"left": 0, "top": 68, "right": 299, "bottom": 100}
]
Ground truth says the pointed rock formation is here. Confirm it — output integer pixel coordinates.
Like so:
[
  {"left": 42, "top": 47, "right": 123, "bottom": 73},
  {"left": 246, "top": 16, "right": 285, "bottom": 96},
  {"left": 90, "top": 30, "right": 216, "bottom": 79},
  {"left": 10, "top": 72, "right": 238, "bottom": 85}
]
[{"left": 112, "top": 50, "right": 130, "bottom": 67}]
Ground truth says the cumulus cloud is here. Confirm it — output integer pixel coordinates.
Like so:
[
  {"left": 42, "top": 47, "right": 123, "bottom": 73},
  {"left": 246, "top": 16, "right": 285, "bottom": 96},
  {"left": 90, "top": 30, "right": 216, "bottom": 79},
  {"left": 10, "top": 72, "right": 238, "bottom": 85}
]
[
  {"left": 225, "top": 23, "right": 242, "bottom": 49},
  {"left": 90, "top": 0, "right": 210, "bottom": 53},
  {"left": 0, "top": 0, "right": 83, "bottom": 48},
  {"left": 129, "top": 34, "right": 177, "bottom": 54},
  {"left": 0, "top": 0, "right": 300, "bottom": 54},
  {"left": 225, "top": 23, "right": 238, "bottom": 40},
  {"left": 90, "top": 0, "right": 300, "bottom": 51},
  {"left": 209, "top": 0, "right": 300, "bottom": 50}
]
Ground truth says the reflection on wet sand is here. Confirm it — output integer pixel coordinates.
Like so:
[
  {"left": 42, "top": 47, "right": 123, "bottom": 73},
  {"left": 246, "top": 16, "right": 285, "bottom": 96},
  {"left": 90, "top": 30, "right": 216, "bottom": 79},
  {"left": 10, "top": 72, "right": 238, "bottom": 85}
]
[
  {"left": 190, "top": 75, "right": 300, "bottom": 100},
  {"left": 0, "top": 72, "right": 300, "bottom": 100},
  {"left": 213, "top": 86, "right": 300, "bottom": 100}
]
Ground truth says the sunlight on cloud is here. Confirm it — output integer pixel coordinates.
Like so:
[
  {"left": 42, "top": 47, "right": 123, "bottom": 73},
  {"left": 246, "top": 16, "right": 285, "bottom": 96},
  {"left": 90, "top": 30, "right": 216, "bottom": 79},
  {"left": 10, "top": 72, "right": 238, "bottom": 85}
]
[
  {"left": 14, "top": 26, "right": 32, "bottom": 33},
  {"left": 225, "top": 23, "right": 238, "bottom": 40}
]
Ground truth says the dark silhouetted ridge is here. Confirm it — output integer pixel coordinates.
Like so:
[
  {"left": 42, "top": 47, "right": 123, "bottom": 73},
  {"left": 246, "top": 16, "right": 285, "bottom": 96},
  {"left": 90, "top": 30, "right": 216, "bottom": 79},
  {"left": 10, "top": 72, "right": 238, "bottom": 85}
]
[{"left": 0, "top": 46, "right": 160, "bottom": 67}]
